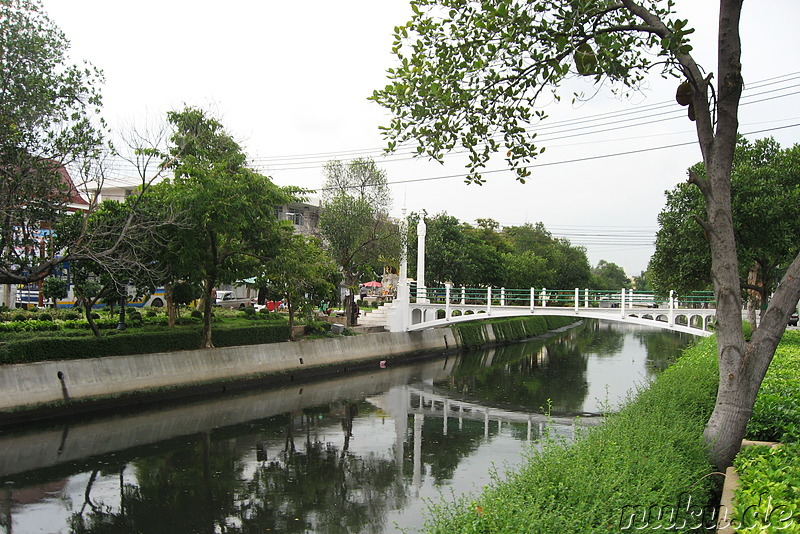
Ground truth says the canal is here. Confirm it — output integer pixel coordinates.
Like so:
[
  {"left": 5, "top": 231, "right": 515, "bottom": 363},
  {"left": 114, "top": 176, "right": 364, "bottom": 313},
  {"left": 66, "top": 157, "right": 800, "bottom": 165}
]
[{"left": 0, "top": 320, "right": 693, "bottom": 533}]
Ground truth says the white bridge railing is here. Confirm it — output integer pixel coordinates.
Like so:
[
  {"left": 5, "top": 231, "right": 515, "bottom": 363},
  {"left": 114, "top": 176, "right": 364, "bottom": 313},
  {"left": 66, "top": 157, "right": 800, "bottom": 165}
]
[{"left": 388, "top": 286, "right": 716, "bottom": 336}]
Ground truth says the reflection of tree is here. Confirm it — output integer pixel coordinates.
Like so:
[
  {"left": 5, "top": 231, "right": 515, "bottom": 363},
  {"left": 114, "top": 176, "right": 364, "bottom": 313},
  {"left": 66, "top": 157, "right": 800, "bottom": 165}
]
[
  {"left": 69, "top": 432, "right": 244, "bottom": 534},
  {"left": 634, "top": 330, "right": 693, "bottom": 374},
  {"left": 580, "top": 321, "right": 626, "bottom": 356},
  {"left": 67, "top": 406, "right": 408, "bottom": 534},
  {"left": 234, "top": 407, "right": 407, "bottom": 534},
  {"left": 440, "top": 330, "right": 590, "bottom": 415},
  {"left": 411, "top": 416, "right": 487, "bottom": 484}
]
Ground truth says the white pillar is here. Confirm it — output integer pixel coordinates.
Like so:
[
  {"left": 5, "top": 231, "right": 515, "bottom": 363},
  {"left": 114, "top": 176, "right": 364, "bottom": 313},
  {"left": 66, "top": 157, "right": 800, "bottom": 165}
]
[
  {"left": 445, "top": 283, "right": 451, "bottom": 321},
  {"left": 486, "top": 286, "right": 492, "bottom": 315},
  {"left": 669, "top": 290, "right": 675, "bottom": 327},
  {"left": 574, "top": 288, "right": 579, "bottom": 313},
  {"left": 500, "top": 287, "right": 505, "bottom": 306},
  {"left": 621, "top": 288, "right": 626, "bottom": 318},
  {"left": 584, "top": 288, "right": 589, "bottom": 308},
  {"left": 461, "top": 286, "right": 465, "bottom": 305},
  {"left": 541, "top": 288, "right": 547, "bottom": 307},
  {"left": 389, "top": 208, "right": 410, "bottom": 332},
  {"left": 530, "top": 288, "right": 536, "bottom": 312},
  {"left": 416, "top": 218, "right": 427, "bottom": 303},
  {"left": 413, "top": 413, "right": 423, "bottom": 495}
]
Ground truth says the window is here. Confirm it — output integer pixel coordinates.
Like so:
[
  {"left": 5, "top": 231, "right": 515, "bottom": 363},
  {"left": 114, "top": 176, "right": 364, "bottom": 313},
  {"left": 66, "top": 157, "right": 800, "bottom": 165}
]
[{"left": 287, "top": 212, "right": 303, "bottom": 225}]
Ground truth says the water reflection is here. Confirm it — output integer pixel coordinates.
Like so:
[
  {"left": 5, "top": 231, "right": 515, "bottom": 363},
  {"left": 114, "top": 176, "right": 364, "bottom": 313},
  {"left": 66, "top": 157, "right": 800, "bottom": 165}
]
[{"left": 0, "top": 321, "right": 692, "bottom": 534}]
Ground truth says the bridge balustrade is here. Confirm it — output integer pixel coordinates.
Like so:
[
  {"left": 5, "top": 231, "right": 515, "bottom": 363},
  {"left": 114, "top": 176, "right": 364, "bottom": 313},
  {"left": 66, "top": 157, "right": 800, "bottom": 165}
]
[{"left": 397, "top": 286, "right": 717, "bottom": 336}]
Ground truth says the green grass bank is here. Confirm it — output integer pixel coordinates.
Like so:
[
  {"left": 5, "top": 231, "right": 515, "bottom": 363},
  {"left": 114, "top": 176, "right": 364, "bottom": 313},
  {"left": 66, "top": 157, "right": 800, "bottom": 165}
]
[{"left": 422, "top": 330, "right": 800, "bottom": 533}]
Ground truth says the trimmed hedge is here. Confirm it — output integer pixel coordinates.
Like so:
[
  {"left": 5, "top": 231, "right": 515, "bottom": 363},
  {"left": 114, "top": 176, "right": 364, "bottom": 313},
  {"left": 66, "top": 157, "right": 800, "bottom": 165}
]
[
  {"left": 0, "top": 323, "right": 291, "bottom": 364},
  {"left": 211, "top": 323, "right": 291, "bottom": 347}
]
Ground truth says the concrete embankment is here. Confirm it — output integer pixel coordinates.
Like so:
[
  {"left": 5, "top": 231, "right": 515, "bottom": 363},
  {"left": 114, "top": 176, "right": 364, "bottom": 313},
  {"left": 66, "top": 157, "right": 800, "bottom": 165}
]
[{"left": 0, "top": 329, "right": 458, "bottom": 421}]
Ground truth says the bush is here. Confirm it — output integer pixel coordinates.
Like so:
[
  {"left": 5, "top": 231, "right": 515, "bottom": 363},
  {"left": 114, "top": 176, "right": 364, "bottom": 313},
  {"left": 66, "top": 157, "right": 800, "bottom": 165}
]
[
  {"left": 0, "top": 320, "right": 61, "bottom": 333},
  {"left": 11, "top": 312, "right": 27, "bottom": 322},
  {"left": 38, "top": 313, "right": 53, "bottom": 321},
  {"left": 731, "top": 442, "right": 800, "bottom": 532},
  {"left": 0, "top": 330, "right": 204, "bottom": 363},
  {"left": 212, "top": 323, "right": 291, "bottom": 347},
  {"left": 190, "top": 310, "right": 203, "bottom": 319},
  {"left": 745, "top": 331, "right": 800, "bottom": 443},
  {"left": 304, "top": 321, "right": 332, "bottom": 336}
]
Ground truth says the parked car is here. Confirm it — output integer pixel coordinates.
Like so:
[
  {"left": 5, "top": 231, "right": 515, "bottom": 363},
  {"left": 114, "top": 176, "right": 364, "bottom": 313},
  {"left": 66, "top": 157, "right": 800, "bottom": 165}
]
[
  {"left": 790, "top": 312, "right": 799, "bottom": 327},
  {"left": 214, "top": 290, "right": 252, "bottom": 310}
]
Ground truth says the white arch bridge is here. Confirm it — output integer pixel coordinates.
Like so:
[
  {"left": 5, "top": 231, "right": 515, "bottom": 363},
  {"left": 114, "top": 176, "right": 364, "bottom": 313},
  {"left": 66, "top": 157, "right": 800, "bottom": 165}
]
[{"left": 387, "top": 286, "right": 716, "bottom": 337}]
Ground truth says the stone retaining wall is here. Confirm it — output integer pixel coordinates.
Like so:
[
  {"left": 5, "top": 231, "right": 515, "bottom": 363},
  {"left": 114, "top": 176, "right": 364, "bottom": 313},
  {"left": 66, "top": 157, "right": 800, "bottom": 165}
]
[{"left": 0, "top": 329, "right": 458, "bottom": 415}]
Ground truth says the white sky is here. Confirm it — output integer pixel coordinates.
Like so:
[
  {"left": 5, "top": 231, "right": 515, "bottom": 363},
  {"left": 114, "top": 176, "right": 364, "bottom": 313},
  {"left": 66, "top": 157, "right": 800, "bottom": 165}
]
[{"left": 41, "top": 0, "right": 800, "bottom": 276}]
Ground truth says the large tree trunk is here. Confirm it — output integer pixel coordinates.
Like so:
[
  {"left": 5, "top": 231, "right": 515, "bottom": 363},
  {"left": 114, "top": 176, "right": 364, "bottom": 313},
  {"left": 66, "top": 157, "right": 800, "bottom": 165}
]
[
  {"left": 166, "top": 283, "right": 176, "bottom": 327},
  {"left": 692, "top": 0, "right": 800, "bottom": 469},
  {"left": 201, "top": 278, "right": 215, "bottom": 348},
  {"left": 695, "top": 0, "right": 749, "bottom": 470}
]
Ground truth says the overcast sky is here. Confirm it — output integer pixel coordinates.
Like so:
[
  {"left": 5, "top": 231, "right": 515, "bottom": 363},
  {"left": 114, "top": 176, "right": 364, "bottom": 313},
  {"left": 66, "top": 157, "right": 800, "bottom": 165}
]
[{"left": 42, "top": 0, "right": 800, "bottom": 276}]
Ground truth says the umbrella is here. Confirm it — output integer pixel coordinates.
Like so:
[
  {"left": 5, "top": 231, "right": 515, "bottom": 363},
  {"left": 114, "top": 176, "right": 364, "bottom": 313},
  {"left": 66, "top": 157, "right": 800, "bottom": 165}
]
[{"left": 362, "top": 281, "right": 382, "bottom": 288}]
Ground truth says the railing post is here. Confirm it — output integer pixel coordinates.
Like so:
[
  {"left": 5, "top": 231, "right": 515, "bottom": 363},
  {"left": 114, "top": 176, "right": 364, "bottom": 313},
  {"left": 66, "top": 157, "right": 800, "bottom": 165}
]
[
  {"left": 584, "top": 288, "right": 589, "bottom": 309},
  {"left": 574, "top": 288, "right": 579, "bottom": 313},
  {"left": 669, "top": 290, "right": 675, "bottom": 327},
  {"left": 501, "top": 287, "right": 506, "bottom": 307},
  {"left": 461, "top": 286, "right": 465, "bottom": 305},
  {"left": 445, "top": 283, "right": 451, "bottom": 321},
  {"left": 530, "top": 288, "right": 535, "bottom": 312},
  {"left": 487, "top": 286, "right": 492, "bottom": 315},
  {"left": 620, "top": 288, "right": 626, "bottom": 318},
  {"left": 541, "top": 288, "right": 547, "bottom": 307}
]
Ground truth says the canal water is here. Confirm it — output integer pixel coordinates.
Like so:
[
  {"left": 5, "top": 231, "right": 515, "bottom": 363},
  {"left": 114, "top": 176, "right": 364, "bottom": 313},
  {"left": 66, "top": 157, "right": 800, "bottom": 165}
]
[{"left": 0, "top": 320, "right": 692, "bottom": 534}]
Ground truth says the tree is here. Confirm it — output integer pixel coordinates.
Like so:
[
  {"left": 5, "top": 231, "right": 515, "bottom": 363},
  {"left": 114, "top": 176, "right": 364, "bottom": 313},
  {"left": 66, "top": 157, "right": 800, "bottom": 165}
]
[
  {"left": 372, "top": 0, "right": 800, "bottom": 468},
  {"left": 0, "top": 0, "right": 104, "bottom": 286},
  {"left": 590, "top": 260, "right": 631, "bottom": 290},
  {"left": 161, "top": 107, "right": 297, "bottom": 348},
  {"left": 41, "top": 276, "right": 67, "bottom": 308},
  {"left": 650, "top": 138, "right": 800, "bottom": 324},
  {"left": 319, "top": 159, "right": 399, "bottom": 326},
  {"left": 258, "top": 235, "right": 338, "bottom": 340}
]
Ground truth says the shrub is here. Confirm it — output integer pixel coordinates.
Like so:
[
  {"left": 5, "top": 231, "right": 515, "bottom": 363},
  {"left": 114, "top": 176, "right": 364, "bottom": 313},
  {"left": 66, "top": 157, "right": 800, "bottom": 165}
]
[
  {"left": 190, "top": 310, "right": 203, "bottom": 319},
  {"left": 145, "top": 310, "right": 158, "bottom": 317},
  {"left": 304, "top": 321, "right": 332, "bottom": 336},
  {"left": 745, "top": 331, "right": 800, "bottom": 443},
  {"left": 212, "top": 323, "right": 291, "bottom": 347},
  {"left": 11, "top": 313, "right": 27, "bottom": 322},
  {"left": 64, "top": 311, "right": 80, "bottom": 320},
  {"left": 0, "top": 330, "right": 204, "bottom": 363},
  {"left": 731, "top": 442, "right": 800, "bottom": 532}
]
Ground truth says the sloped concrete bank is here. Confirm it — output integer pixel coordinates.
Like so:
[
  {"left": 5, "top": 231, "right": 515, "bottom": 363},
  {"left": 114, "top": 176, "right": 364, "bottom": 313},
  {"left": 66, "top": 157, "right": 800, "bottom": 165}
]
[{"left": 0, "top": 329, "right": 458, "bottom": 423}]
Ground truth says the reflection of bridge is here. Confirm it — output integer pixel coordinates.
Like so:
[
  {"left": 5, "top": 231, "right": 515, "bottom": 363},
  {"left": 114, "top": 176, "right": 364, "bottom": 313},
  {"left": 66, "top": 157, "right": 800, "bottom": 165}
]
[
  {"left": 386, "top": 217, "right": 716, "bottom": 336},
  {"left": 371, "top": 381, "right": 595, "bottom": 497},
  {"left": 406, "top": 383, "right": 598, "bottom": 440}
]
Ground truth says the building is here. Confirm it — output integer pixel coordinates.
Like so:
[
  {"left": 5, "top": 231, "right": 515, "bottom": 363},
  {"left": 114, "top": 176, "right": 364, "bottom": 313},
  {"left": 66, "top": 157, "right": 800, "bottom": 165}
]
[{"left": 274, "top": 198, "right": 321, "bottom": 236}]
